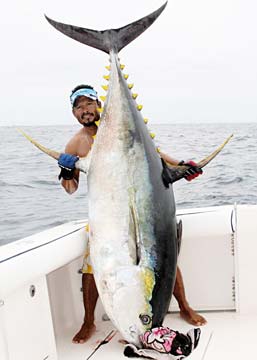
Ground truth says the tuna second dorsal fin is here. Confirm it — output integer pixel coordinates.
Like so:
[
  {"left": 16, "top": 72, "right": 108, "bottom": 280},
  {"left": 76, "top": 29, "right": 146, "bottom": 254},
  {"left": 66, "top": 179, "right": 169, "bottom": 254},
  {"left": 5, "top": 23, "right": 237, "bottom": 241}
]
[
  {"left": 161, "top": 134, "right": 233, "bottom": 186},
  {"left": 45, "top": 2, "right": 168, "bottom": 54}
]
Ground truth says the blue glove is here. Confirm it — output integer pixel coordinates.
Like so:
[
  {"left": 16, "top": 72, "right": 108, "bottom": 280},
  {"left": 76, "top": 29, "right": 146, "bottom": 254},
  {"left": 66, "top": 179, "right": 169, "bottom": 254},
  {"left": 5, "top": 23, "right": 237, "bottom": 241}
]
[
  {"left": 58, "top": 153, "right": 79, "bottom": 170},
  {"left": 58, "top": 153, "right": 79, "bottom": 181}
]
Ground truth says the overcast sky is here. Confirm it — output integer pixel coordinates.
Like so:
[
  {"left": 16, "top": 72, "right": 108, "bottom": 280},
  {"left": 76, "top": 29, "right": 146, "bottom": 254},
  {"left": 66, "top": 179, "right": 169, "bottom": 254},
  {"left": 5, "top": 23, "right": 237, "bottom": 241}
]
[{"left": 1, "top": 0, "right": 257, "bottom": 126}]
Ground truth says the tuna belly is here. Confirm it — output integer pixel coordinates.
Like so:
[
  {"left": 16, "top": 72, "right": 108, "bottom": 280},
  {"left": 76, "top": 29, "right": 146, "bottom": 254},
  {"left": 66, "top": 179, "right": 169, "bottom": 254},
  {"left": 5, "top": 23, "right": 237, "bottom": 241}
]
[{"left": 98, "top": 265, "right": 154, "bottom": 346}]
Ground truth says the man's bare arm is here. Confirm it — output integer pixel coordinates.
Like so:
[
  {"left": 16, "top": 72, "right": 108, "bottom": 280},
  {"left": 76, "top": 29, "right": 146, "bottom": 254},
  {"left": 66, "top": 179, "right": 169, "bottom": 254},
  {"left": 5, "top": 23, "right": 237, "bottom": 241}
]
[
  {"left": 61, "top": 169, "right": 79, "bottom": 194},
  {"left": 159, "top": 151, "right": 180, "bottom": 166}
]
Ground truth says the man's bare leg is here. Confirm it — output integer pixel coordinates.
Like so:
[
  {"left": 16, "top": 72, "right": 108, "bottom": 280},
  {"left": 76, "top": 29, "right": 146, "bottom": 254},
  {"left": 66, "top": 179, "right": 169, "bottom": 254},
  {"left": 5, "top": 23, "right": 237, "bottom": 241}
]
[
  {"left": 73, "top": 273, "right": 99, "bottom": 344},
  {"left": 173, "top": 267, "right": 207, "bottom": 326}
]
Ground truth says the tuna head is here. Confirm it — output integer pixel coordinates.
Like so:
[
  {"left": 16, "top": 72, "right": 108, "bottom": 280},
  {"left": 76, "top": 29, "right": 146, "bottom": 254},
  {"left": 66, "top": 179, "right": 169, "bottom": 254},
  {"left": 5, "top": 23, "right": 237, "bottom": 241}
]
[{"left": 98, "top": 266, "right": 156, "bottom": 344}]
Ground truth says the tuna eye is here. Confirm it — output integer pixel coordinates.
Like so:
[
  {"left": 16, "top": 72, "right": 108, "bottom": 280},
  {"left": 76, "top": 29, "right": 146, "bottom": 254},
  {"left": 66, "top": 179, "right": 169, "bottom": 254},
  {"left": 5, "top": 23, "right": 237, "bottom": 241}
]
[{"left": 139, "top": 314, "right": 151, "bottom": 325}]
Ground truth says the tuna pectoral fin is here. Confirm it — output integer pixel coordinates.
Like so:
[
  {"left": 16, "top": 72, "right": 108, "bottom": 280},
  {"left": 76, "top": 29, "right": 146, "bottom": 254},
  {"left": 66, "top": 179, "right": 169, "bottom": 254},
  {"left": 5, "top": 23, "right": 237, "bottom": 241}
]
[
  {"left": 162, "top": 134, "right": 233, "bottom": 186},
  {"left": 45, "top": 2, "right": 167, "bottom": 54},
  {"left": 128, "top": 204, "right": 141, "bottom": 265}
]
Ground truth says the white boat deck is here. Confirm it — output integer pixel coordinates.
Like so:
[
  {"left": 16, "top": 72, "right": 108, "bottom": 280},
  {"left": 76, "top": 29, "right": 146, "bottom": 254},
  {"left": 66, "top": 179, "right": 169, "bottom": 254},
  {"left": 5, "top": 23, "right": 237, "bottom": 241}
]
[
  {"left": 2, "top": 205, "right": 257, "bottom": 360},
  {"left": 56, "top": 311, "right": 257, "bottom": 359}
]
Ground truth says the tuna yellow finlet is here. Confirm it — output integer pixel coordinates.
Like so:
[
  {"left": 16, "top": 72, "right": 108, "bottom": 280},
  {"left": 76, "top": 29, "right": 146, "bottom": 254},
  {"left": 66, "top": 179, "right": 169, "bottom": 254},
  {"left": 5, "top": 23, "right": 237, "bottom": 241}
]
[
  {"left": 102, "top": 85, "right": 109, "bottom": 91},
  {"left": 103, "top": 75, "right": 110, "bottom": 81},
  {"left": 97, "top": 107, "right": 103, "bottom": 113},
  {"left": 156, "top": 146, "right": 161, "bottom": 153},
  {"left": 105, "top": 65, "right": 111, "bottom": 71},
  {"left": 120, "top": 64, "right": 125, "bottom": 70},
  {"left": 92, "top": 135, "right": 97, "bottom": 139},
  {"left": 132, "top": 93, "right": 138, "bottom": 99},
  {"left": 95, "top": 120, "right": 100, "bottom": 127},
  {"left": 100, "top": 96, "right": 106, "bottom": 102},
  {"left": 128, "top": 83, "right": 134, "bottom": 89},
  {"left": 150, "top": 132, "right": 155, "bottom": 139},
  {"left": 144, "top": 118, "right": 149, "bottom": 124},
  {"left": 124, "top": 74, "right": 129, "bottom": 80},
  {"left": 137, "top": 105, "right": 143, "bottom": 111}
]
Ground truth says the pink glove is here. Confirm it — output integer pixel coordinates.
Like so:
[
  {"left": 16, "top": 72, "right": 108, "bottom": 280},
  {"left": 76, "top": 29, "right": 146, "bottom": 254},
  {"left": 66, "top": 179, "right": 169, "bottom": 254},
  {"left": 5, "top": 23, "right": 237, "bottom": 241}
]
[{"left": 179, "top": 160, "right": 203, "bottom": 181}]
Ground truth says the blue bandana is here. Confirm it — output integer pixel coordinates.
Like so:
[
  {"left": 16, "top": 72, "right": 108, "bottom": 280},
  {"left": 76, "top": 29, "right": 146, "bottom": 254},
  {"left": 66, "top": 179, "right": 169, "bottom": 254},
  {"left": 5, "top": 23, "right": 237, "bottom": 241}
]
[{"left": 70, "top": 88, "right": 98, "bottom": 106}]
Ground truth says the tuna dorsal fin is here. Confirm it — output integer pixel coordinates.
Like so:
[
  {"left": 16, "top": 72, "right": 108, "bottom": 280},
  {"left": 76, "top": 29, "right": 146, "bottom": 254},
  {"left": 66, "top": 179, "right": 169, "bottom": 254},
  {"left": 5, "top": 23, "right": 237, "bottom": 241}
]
[
  {"left": 45, "top": 2, "right": 168, "bottom": 54},
  {"left": 162, "top": 134, "right": 233, "bottom": 186}
]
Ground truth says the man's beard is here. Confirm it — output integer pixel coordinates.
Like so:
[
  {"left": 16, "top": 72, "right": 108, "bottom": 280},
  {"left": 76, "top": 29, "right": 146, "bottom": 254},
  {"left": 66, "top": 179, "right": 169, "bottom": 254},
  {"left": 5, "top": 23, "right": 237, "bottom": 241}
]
[
  {"left": 83, "top": 120, "right": 96, "bottom": 127},
  {"left": 82, "top": 112, "right": 100, "bottom": 127}
]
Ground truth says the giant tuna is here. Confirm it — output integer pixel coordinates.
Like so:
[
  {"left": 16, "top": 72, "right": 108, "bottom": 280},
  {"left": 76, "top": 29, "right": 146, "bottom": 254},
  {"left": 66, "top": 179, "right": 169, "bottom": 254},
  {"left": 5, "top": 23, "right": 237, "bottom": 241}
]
[{"left": 19, "top": 1, "right": 232, "bottom": 347}]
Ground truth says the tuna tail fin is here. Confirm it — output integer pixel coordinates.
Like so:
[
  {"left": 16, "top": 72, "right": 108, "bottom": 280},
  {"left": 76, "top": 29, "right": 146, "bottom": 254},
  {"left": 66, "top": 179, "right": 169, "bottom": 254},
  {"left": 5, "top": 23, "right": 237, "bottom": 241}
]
[
  {"left": 45, "top": 2, "right": 168, "bottom": 54},
  {"left": 162, "top": 134, "right": 233, "bottom": 186}
]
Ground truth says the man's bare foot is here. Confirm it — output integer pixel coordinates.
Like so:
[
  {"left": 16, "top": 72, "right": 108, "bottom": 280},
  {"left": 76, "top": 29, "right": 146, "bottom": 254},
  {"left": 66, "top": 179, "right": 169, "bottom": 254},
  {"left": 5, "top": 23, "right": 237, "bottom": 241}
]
[
  {"left": 180, "top": 307, "right": 207, "bottom": 326},
  {"left": 72, "top": 323, "right": 96, "bottom": 344}
]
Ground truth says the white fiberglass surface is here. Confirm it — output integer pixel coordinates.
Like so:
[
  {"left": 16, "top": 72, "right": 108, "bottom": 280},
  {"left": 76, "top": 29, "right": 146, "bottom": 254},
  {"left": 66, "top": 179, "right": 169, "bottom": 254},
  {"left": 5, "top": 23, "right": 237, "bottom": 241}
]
[{"left": 55, "top": 311, "right": 255, "bottom": 360}]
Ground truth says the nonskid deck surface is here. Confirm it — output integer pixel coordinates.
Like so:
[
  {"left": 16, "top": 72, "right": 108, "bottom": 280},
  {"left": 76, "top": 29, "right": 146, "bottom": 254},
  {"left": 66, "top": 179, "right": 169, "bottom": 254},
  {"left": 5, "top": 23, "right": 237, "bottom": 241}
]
[{"left": 56, "top": 311, "right": 256, "bottom": 359}]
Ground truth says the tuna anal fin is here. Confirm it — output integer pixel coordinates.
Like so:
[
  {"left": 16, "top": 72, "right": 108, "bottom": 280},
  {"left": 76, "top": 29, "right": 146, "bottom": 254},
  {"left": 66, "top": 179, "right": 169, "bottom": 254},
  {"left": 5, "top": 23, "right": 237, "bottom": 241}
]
[
  {"left": 18, "top": 128, "right": 91, "bottom": 175},
  {"left": 17, "top": 128, "right": 60, "bottom": 160},
  {"left": 75, "top": 154, "right": 92, "bottom": 174}
]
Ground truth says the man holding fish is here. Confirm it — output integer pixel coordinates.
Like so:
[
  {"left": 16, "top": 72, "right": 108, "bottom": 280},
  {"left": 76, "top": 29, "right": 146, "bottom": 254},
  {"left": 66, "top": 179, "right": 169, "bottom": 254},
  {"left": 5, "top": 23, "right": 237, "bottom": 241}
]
[{"left": 58, "top": 84, "right": 206, "bottom": 344}]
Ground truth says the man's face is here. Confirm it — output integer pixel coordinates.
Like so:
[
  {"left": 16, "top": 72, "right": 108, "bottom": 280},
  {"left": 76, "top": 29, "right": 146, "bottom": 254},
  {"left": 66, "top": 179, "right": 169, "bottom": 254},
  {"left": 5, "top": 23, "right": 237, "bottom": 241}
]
[{"left": 72, "top": 96, "right": 100, "bottom": 126}]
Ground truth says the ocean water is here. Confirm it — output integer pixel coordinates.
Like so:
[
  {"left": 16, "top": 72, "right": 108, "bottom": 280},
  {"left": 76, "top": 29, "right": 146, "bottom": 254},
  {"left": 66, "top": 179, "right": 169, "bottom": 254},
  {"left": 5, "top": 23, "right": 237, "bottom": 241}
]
[{"left": 1, "top": 123, "right": 256, "bottom": 246}]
